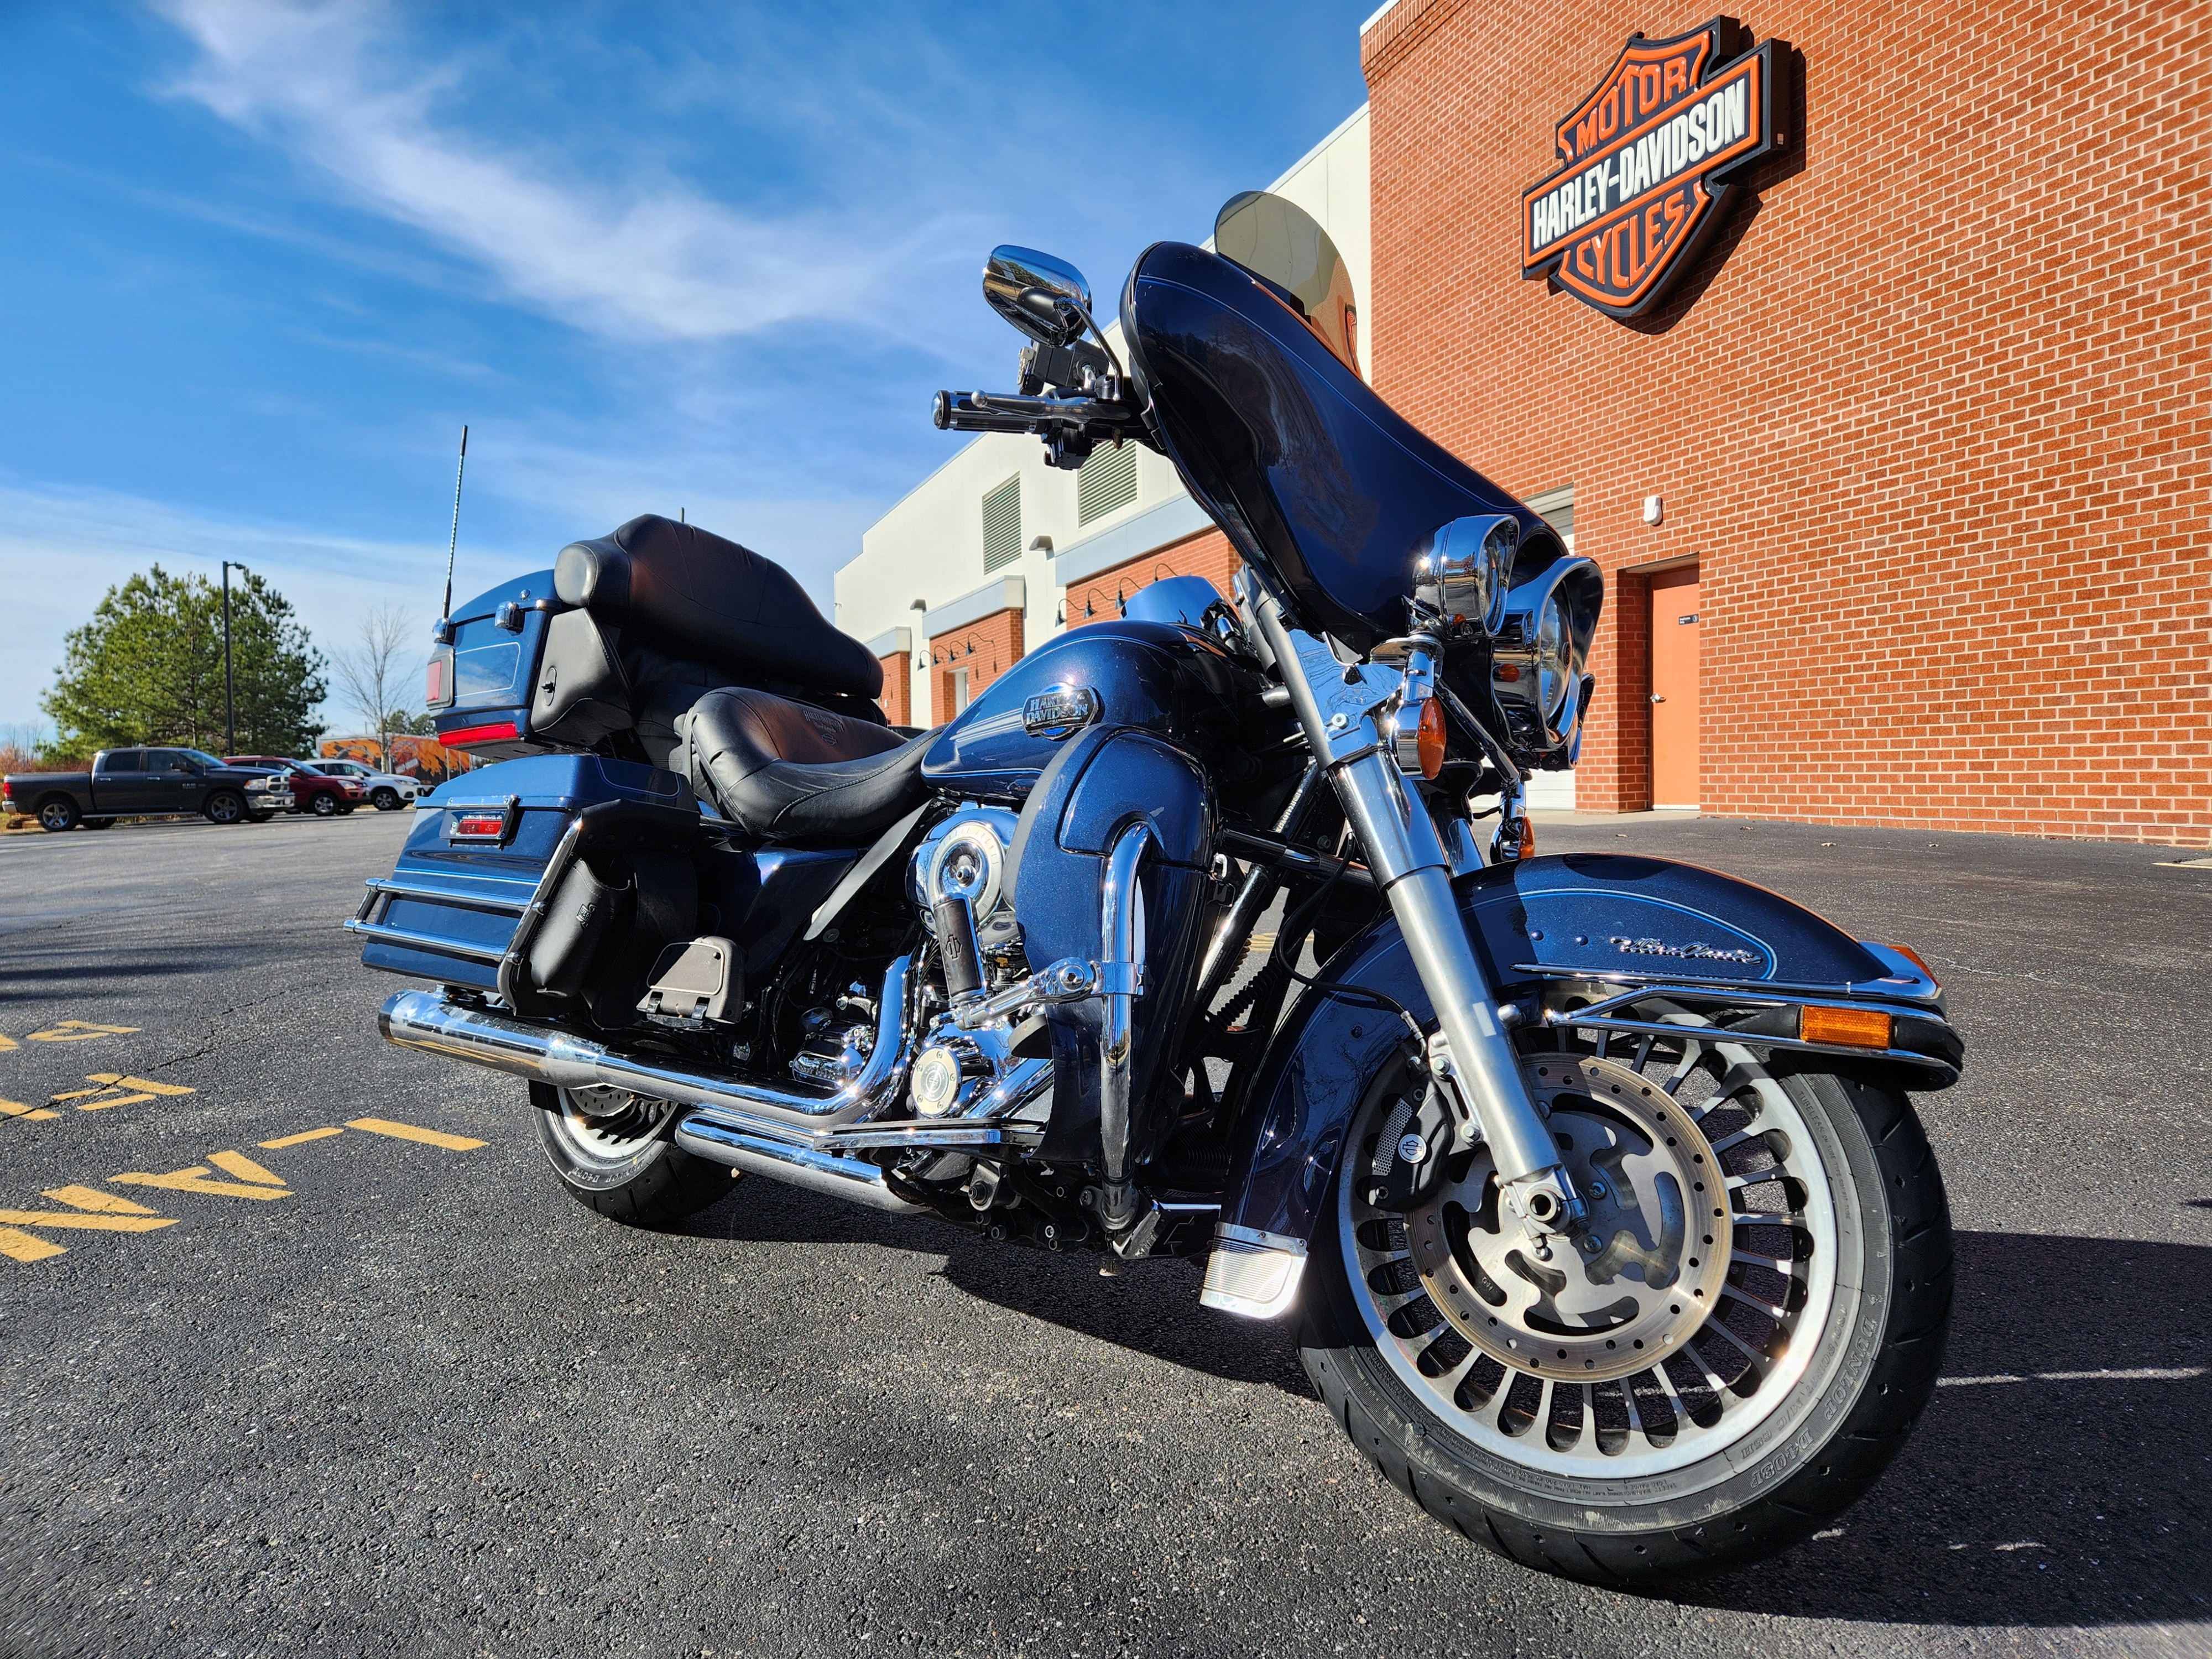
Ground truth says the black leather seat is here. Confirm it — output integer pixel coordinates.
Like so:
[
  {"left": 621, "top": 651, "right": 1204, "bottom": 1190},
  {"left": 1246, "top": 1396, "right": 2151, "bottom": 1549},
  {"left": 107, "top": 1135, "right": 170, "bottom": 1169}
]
[
  {"left": 555, "top": 514, "right": 883, "bottom": 701},
  {"left": 683, "top": 687, "right": 933, "bottom": 842}
]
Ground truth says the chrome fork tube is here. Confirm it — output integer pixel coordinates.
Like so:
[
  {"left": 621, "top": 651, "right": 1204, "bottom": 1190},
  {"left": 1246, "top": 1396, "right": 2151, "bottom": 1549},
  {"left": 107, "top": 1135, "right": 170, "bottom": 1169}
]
[
  {"left": 1097, "top": 820, "right": 1154, "bottom": 1233},
  {"left": 1248, "top": 591, "right": 1573, "bottom": 1215}
]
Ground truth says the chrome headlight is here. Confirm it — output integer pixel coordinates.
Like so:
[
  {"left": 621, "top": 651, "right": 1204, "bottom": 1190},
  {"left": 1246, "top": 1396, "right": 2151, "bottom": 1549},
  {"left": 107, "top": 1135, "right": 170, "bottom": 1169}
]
[
  {"left": 1414, "top": 513, "right": 1517, "bottom": 638},
  {"left": 1494, "top": 554, "right": 1602, "bottom": 755}
]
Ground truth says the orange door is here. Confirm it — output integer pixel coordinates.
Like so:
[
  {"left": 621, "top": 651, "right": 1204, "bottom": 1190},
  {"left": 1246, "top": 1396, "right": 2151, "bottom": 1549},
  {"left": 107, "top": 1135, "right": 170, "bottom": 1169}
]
[{"left": 1648, "top": 567, "right": 1700, "bottom": 808}]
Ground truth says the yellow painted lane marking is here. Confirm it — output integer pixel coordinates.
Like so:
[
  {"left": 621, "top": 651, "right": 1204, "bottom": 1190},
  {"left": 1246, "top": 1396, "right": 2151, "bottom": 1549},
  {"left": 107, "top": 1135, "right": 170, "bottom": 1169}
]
[
  {"left": 111, "top": 1167, "right": 291, "bottom": 1201},
  {"left": 259, "top": 1126, "right": 344, "bottom": 1149},
  {"left": 27, "top": 1022, "right": 140, "bottom": 1044},
  {"left": 207, "top": 1150, "right": 286, "bottom": 1187},
  {"left": 47, "top": 1073, "right": 195, "bottom": 1113},
  {"left": 0, "top": 1209, "right": 177, "bottom": 1233},
  {"left": 0, "top": 1228, "right": 66, "bottom": 1262},
  {"left": 346, "top": 1117, "right": 486, "bottom": 1151},
  {"left": 1, "top": 1098, "right": 60, "bottom": 1121},
  {"left": 43, "top": 1186, "right": 158, "bottom": 1214},
  {"left": 0, "top": 1034, "right": 16, "bottom": 1052}
]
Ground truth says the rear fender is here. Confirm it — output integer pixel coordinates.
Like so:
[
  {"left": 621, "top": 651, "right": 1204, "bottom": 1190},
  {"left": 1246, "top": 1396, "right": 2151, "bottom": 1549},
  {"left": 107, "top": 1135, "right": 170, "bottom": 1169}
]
[{"left": 1218, "top": 852, "right": 1963, "bottom": 1255}]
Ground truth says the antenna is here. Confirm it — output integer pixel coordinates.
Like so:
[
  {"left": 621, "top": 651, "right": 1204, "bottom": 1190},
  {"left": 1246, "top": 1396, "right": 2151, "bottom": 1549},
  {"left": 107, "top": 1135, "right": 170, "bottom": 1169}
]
[{"left": 440, "top": 425, "right": 469, "bottom": 620}]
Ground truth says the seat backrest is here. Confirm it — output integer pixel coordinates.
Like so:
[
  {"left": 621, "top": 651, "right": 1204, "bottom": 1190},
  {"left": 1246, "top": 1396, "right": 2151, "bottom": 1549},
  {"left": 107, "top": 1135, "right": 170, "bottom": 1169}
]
[{"left": 554, "top": 514, "right": 883, "bottom": 701}]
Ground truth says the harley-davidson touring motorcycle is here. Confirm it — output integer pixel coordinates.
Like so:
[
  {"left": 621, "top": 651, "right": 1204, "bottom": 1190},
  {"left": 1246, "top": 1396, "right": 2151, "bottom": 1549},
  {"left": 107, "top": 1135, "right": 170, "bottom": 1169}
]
[{"left": 354, "top": 191, "right": 1959, "bottom": 1587}]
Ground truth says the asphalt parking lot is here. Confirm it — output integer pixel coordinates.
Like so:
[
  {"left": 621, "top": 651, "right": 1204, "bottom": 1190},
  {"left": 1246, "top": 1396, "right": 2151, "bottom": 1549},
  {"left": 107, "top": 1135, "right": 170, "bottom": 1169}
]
[{"left": 1, "top": 808, "right": 2206, "bottom": 1658}]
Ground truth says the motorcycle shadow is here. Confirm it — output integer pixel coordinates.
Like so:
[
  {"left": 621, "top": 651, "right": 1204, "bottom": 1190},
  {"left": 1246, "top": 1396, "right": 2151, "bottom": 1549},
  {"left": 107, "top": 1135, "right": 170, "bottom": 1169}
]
[
  {"left": 1682, "top": 1228, "right": 2211, "bottom": 1627},
  {"left": 680, "top": 1183, "right": 1311, "bottom": 1394},
  {"left": 687, "top": 1191, "right": 2206, "bottom": 1626}
]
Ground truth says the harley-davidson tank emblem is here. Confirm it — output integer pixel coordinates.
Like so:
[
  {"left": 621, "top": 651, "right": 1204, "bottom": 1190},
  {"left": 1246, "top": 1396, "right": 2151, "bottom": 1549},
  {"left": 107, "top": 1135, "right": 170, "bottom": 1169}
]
[
  {"left": 1520, "top": 18, "right": 1787, "bottom": 320},
  {"left": 1610, "top": 935, "right": 1763, "bottom": 966}
]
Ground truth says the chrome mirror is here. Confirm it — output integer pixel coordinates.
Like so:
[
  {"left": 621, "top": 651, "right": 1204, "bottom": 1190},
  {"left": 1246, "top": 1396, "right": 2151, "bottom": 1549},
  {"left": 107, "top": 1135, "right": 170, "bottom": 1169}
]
[
  {"left": 983, "top": 247, "right": 1094, "bottom": 347},
  {"left": 1415, "top": 514, "right": 1518, "bottom": 638},
  {"left": 1213, "top": 190, "right": 1360, "bottom": 377}
]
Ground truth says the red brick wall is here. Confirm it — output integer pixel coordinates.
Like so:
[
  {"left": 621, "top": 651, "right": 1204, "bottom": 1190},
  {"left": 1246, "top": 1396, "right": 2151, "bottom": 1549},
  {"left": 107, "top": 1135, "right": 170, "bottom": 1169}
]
[
  {"left": 1062, "top": 529, "right": 1243, "bottom": 625},
  {"left": 1364, "top": 0, "right": 2212, "bottom": 843},
  {"left": 928, "top": 609, "right": 1024, "bottom": 725},
  {"left": 876, "top": 651, "right": 911, "bottom": 726}
]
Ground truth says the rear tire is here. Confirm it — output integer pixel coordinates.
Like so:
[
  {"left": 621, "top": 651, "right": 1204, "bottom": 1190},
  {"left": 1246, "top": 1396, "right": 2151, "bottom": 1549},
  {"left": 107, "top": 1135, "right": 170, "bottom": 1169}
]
[
  {"left": 82, "top": 817, "right": 116, "bottom": 830},
  {"left": 1298, "top": 1029, "right": 1952, "bottom": 1589},
  {"left": 36, "top": 796, "right": 80, "bottom": 832},
  {"left": 529, "top": 1082, "right": 734, "bottom": 1228}
]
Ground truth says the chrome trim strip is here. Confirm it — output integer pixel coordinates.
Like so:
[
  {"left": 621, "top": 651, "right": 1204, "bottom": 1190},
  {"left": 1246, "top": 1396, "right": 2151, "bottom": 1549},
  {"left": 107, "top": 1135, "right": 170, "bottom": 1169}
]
[
  {"left": 1097, "top": 821, "right": 1154, "bottom": 1233},
  {"left": 344, "top": 920, "right": 508, "bottom": 964},
  {"left": 363, "top": 877, "right": 529, "bottom": 916},
  {"left": 1512, "top": 963, "right": 1948, "bottom": 1008}
]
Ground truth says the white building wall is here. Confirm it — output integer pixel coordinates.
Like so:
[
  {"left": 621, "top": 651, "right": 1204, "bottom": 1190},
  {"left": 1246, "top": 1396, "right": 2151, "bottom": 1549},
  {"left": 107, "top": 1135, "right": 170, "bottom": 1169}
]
[{"left": 836, "top": 106, "right": 1374, "bottom": 725}]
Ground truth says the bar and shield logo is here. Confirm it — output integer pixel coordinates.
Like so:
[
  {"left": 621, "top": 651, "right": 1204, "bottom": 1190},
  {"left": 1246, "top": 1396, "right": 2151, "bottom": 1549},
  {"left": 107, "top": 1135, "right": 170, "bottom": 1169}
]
[{"left": 1521, "top": 18, "right": 1787, "bottom": 320}]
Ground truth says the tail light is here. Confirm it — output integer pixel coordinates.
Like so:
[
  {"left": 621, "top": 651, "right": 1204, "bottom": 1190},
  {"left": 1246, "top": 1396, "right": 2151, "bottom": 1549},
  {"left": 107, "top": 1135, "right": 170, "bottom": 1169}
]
[{"left": 438, "top": 719, "right": 518, "bottom": 747}]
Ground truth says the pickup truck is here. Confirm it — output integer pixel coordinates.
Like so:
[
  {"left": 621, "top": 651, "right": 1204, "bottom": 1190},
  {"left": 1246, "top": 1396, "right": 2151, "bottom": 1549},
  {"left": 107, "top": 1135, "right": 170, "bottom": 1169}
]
[{"left": 1, "top": 747, "right": 290, "bottom": 832}]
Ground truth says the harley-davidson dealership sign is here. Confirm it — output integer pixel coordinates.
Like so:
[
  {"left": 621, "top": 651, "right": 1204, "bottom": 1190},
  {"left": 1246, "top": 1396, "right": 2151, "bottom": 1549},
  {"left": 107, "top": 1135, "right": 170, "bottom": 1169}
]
[{"left": 1521, "top": 19, "right": 1787, "bottom": 320}]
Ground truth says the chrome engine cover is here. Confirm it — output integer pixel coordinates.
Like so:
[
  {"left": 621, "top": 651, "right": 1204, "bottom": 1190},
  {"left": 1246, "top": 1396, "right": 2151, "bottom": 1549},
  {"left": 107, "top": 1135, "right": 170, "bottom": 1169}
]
[{"left": 909, "top": 805, "right": 1022, "bottom": 953}]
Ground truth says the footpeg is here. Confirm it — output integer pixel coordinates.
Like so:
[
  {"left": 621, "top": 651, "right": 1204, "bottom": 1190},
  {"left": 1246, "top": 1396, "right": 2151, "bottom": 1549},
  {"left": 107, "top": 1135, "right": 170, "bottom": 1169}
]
[{"left": 638, "top": 936, "right": 741, "bottom": 1028}]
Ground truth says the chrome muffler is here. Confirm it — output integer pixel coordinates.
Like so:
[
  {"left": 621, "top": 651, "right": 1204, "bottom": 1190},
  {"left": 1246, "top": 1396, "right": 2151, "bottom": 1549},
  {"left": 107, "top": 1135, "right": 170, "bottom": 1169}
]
[{"left": 377, "top": 957, "right": 930, "bottom": 1214}]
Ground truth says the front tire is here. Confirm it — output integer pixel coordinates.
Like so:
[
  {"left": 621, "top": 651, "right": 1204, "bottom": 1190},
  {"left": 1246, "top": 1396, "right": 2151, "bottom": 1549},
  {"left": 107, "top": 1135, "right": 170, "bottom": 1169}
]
[
  {"left": 371, "top": 787, "right": 401, "bottom": 811},
  {"left": 529, "top": 1082, "right": 734, "bottom": 1228},
  {"left": 1300, "top": 1024, "right": 1952, "bottom": 1588},
  {"left": 202, "top": 791, "right": 246, "bottom": 825}
]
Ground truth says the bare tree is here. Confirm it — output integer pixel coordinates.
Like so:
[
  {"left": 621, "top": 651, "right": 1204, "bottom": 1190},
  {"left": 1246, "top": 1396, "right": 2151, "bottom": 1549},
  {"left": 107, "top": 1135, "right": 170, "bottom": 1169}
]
[{"left": 328, "top": 605, "right": 418, "bottom": 770}]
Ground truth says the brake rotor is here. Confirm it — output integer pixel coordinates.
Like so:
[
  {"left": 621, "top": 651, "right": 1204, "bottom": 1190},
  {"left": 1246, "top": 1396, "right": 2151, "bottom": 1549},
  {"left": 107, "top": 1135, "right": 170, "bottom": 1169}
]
[{"left": 1404, "top": 1052, "right": 1730, "bottom": 1383}]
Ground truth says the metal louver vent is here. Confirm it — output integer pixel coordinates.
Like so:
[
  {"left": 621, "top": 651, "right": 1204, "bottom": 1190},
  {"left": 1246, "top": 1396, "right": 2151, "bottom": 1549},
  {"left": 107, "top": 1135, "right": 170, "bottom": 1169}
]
[
  {"left": 982, "top": 476, "right": 1022, "bottom": 572},
  {"left": 1077, "top": 443, "right": 1139, "bottom": 525}
]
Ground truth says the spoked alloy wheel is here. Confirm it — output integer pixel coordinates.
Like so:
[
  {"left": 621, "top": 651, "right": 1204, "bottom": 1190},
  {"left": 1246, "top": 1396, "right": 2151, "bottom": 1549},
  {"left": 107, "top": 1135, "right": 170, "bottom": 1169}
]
[
  {"left": 531, "top": 1082, "right": 734, "bottom": 1228},
  {"left": 1302, "top": 1009, "right": 1953, "bottom": 1587}
]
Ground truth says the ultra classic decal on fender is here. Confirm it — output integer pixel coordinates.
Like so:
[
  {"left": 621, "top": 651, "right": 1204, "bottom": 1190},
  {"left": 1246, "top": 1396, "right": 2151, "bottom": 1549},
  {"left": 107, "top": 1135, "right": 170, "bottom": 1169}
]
[{"left": 1520, "top": 17, "right": 1792, "bottom": 320}]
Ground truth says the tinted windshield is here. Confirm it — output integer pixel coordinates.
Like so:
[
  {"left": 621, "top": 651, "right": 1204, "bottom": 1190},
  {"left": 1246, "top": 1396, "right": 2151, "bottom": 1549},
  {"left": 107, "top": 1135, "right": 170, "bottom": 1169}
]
[
  {"left": 182, "top": 750, "right": 224, "bottom": 769},
  {"left": 1213, "top": 191, "right": 1360, "bottom": 377}
]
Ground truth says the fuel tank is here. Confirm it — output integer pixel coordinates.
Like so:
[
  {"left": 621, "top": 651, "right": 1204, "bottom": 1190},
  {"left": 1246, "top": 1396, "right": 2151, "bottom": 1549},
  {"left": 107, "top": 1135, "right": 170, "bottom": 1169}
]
[{"left": 919, "top": 618, "right": 1265, "bottom": 800}]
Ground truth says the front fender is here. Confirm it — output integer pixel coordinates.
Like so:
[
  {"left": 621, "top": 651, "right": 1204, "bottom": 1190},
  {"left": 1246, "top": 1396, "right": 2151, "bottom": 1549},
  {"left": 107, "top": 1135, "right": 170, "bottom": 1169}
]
[{"left": 1217, "top": 853, "right": 1962, "bottom": 1255}]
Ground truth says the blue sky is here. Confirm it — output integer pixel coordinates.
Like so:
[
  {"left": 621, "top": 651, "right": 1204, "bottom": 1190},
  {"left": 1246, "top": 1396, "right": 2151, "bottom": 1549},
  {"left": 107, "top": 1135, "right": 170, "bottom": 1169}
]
[{"left": 0, "top": 0, "right": 1371, "bottom": 735}]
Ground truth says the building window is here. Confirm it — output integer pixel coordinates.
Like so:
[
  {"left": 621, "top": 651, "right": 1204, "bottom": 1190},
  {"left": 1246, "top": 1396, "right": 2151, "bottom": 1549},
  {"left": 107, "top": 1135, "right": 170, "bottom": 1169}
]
[
  {"left": 1077, "top": 442, "right": 1139, "bottom": 525},
  {"left": 1525, "top": 483, "right": 1574, "bottom": 541},
  {"left": 982, "top": 476, "right": 1022, "bottom": 572}
]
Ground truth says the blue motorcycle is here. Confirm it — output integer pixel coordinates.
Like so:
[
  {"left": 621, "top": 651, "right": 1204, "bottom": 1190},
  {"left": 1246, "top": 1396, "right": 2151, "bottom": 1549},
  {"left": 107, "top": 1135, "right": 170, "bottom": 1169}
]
[{"left": 355, "top": 191, "right": 1959, "bottom": 1588}]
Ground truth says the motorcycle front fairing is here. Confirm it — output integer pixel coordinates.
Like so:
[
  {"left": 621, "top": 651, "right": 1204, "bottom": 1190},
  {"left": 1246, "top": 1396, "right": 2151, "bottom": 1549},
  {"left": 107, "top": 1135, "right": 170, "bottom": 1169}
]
[{"left": 1120, "top": 240, "right": 1568, "bottom": 656}]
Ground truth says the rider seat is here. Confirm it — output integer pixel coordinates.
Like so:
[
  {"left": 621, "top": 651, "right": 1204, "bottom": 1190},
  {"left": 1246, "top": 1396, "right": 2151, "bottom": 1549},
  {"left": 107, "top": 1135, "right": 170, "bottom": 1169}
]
[{"left": 681, "top": 687, "right": 932, "bottom": 842}]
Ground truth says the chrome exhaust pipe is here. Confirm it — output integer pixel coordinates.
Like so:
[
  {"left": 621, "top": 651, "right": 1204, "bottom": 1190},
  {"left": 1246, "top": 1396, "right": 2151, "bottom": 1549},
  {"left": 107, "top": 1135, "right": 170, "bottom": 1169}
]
[
  {"left": 378, "top": 957, "right": 916, "bottom": 1136},
  {"left": 671, "top": 1118, "right": 926, "bottom": 1215}
]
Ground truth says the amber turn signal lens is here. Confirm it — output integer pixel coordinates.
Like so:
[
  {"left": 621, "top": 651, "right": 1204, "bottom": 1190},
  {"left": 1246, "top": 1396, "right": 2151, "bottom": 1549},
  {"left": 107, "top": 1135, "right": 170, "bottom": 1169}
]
[
  {"left": 1417, "top": 697, "right": 1447, "bottom": 779},
  {"left": 1799, "top": 1006, "right": 1893, "bottom": 1049},
  {"left": 1886, "top": 942, "right": 1938, "bottom": 984}
]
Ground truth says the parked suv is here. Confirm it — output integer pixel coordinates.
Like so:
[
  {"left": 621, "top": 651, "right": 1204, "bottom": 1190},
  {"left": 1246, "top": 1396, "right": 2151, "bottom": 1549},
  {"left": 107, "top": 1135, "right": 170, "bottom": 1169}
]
[
  {"left": 223, "top": 757, "right": 366, "bottom": 817},
  {"left": 2, "top": 748, "right": 290, "bottom": 831},
  {"left": 308, "top": 757, "right": 421, "bottom": 812}
]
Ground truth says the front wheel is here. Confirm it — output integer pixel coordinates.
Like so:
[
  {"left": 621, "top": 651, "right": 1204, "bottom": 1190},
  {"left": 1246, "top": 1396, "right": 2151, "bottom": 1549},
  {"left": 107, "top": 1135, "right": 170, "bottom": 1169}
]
[
  {"left": 529, "top": 1082, "right": 735, "bottom": 1228},
  {"left": 202, "top": 791, "right": 246, "bottom": 825},
  {"left": 1300, "top": 1020, "right": 1952, "bottom": 1588},
  {"left": 370, "top": 787, "right": 401, "bottom": 811}
]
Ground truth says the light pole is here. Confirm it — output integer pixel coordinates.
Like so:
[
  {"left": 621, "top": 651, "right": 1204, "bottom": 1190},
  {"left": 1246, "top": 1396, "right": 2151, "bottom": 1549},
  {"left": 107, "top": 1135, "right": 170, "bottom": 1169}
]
[{"left": 221, "top": 561, "right": 249, "bottom": 754}]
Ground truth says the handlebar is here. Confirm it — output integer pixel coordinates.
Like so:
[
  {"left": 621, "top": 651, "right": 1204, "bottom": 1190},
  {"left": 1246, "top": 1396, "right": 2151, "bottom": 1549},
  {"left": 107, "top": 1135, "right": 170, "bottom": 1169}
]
[{"left": 932, "top": 389, "right": 1144, "bottom": 439}]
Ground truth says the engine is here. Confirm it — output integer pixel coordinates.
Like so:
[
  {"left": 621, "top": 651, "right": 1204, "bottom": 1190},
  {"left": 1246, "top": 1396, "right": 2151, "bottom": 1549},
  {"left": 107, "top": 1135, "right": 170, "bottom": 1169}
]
[{"left": 907, "top": 806, "right": 1027, "bottom": 992}]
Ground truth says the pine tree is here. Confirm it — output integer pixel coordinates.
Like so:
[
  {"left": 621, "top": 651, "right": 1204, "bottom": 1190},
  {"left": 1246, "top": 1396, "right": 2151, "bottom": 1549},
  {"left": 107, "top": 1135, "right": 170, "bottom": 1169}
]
[{"left": 41, "top": 566, "right": 328, "bottom": 757}]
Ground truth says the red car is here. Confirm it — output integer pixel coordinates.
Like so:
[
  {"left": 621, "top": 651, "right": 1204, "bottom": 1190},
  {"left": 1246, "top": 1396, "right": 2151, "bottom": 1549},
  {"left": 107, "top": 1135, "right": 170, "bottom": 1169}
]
[{"left": 223, "top": 757, "right": 366, "bottom": 817}]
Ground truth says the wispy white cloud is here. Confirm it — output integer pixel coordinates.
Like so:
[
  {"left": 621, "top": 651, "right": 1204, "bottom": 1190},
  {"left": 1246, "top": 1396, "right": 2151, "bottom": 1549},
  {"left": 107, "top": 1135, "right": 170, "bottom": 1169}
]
[{"left": 151, "top": 0, "right": 932, "bottom": 343}]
